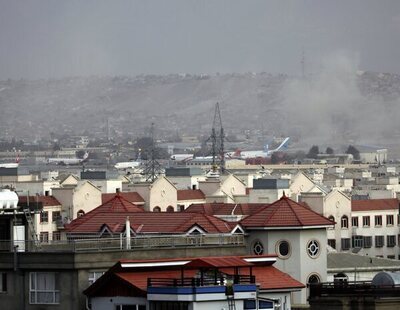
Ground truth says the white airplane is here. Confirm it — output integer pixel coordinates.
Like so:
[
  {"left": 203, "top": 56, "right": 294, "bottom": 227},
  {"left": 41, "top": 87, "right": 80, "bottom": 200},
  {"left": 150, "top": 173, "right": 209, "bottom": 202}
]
[
  {"left": 47, "top": 152, "right": 89, "bottom": 165},
  {"left": 114, "top": 161, "right": 141, "bottom": 170},
  {"left": 0, "top": 153, "right": 20, "bottom": 168},
  {"left": 170, "top": 154, "right": 194, "bottom": 162},
  {"left": 226, "top": 137, "right": 290, "bottom": 159}
]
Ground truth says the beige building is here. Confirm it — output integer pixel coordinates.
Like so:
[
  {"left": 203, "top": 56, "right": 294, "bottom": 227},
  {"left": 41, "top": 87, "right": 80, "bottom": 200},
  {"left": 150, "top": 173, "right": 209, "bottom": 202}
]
[{"left": 52, "top": 181, "right": 102, "bottom": 222}]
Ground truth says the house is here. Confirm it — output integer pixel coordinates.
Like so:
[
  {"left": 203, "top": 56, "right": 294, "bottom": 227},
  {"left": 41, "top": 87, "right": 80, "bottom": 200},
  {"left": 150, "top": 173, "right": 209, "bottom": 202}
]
[
  {"left": 240, "top": 194, "right": 334, "bottom": 305},
  {"left": 18, "top": 195, "right": 63, "bottom": 242},
  {"left": 84, "top": 255, "right": 304, "bottom": 310},
  {"left": 52, "top": 180, "right": 102, "bottom": 223},
  {"left": 299, "top": 189, "right": 352, "bottom": 252},
  {"left": 176, "top": 189, "right": 206, "bottom": 211},
  {"left": 350, "top": 198, "right": 400, "bottom": 259}
]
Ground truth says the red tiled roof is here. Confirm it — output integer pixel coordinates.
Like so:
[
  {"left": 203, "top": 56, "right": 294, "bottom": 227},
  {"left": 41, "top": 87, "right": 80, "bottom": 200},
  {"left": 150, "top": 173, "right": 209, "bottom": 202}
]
[
  {"left": 186, "top": 257, "right": 252, "bottom": 268},
  {"left": 352, "top": 199, "right": 399, "bottom": 212},
  {"left": 102, "top": 192, "right": 144, "bottom": 204},
  {"left": 18, "top": 195, "right": 61, "bottom": 206},
  {"left": 85, "top": 255, "right": 302, "bottom": 296},
  {"left": 240, "top": 195, "right": 333, "bottom": 228},
  {"left": 65, "top": 194, "right": 144, "bottom": 233},
  {"left": 116, "top": 270, "right": 198, "bottom": 291},
  {"left": 66, "top": 208, "right": 232, "bottom": 234},
  {"left": 177, "top": 189, "right": 205, "bottom": 201},
  {"left": 229, "top": 265, "right": 304, "bottom": 290},
  {"left": 184, "top": 203, "right": 268, "bottom": 216}
]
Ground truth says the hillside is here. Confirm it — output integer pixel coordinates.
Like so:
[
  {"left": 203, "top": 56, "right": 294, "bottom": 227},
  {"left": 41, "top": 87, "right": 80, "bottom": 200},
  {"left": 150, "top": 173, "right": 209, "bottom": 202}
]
[{"left": 0, "top": 71, "right": 399, "bottom": 145}]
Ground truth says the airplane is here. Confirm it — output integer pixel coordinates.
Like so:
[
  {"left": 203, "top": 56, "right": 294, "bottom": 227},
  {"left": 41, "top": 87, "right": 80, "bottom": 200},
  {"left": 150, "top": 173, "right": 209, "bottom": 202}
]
[
  {"left": 170, "top": 154, "right": 194, "bottom": 162},
  {"left": 47, "top": 152, "right": 89, "bottom": 165},
  {"left": 226, "top": 137, "right": 290, "bottom": 159},
  {"left": 114, "top": 161, "right": 141, "bottom": 170},
  {"left": 0, "top": 153, "right": 20, "bottom": 168}
]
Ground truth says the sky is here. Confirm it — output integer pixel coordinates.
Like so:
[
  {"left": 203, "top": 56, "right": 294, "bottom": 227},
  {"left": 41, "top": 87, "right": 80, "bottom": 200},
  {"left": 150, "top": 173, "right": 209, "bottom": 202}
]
[{"left": 0, "top": 0, "right": 400, "bottom": 79}]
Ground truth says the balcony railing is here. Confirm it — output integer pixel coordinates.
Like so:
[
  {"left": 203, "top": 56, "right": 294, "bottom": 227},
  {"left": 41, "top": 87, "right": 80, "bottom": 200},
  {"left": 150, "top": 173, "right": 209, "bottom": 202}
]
[
  {"left": 0, "top": 234, "right": 245, "bottom": 253},
  {"left": 148, "top": 275, "right": 255, "bottom": 287},
  {"left": 309, "top": 282, "right": 400, "bottom": 298}
]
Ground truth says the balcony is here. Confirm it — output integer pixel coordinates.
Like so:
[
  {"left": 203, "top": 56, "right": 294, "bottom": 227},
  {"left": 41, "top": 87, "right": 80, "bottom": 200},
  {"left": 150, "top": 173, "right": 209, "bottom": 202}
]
[
  {"left": 0, "top": 234, "right": 245, "bottom": 253},
  {"left": 147, "top": 275, "right": 257, "bottom": 302}
]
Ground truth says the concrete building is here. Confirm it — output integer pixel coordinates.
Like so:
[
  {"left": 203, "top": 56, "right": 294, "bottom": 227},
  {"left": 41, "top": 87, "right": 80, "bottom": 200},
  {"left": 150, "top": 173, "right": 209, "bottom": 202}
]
[{"left": 84, "top": 255, "right": 304, "bottom": 310}]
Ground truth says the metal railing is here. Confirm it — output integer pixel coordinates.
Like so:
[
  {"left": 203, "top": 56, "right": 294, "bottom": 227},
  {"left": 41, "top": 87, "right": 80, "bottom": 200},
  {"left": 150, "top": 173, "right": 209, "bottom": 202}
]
[
  {"left": 309, "top": 281, "right": 400, "bottom": 298},
  {"left": 0, "top": 234, "right": 245, "bottom": 253},
  {"left": 148, "top": 275, "right": 255, "bottom": 287}
]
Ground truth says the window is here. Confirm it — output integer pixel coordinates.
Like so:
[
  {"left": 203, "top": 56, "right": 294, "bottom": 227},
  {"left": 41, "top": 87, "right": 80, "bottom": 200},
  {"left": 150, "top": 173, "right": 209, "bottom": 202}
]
[
  {"left": 116, "top": 306, "right": 146, "bottom": 310},
  {"left": 328, "top": 239, "right": 336, "bottom": 249},
  {"left": 77, "top": 210, "right": 85, "bottom": 217},
  {"left": 166, "top": 206, "right": 174, "bottom": 213},
  {"left": 352, "top": 236, "right": 363, "bottom": 248},
  {"left": 341, "top": 216, "right": 348, "bottom": 229},
  {"left": 307, "top": 274, "right": 321, "bottom": 284},
  {"left": 375, "top": 235, "right": 384, "bottom": 248},
  {"left": 52, "top": 211, "right": 61, "bottom": 223},
  {"left": 253, "top": 241, "right": 264, "bottom": 255},
  {"left": 351, "top": 217, "right": 359, "bottom": 227},
  {"left": 363, "top": 236, "right": 372, "bottom": 248},
  {"left": 362, "top": 216, "right": 370, "bottom": 227},
  {"left": 307, "top": 240, "right": 320, "bottom": 258},
  {"left": 276, "top": 240, "right": 291, "bottom": 259},
  {"left": 375, "top": 215, "right": 382, "bottom": 226},
  {"left": 387, "top": 255, "right": 395, "bottom": 260},
  {"left": 387, "top": 235, "right": 396, "bottom": 247},
  {"left": 178, "top": 205, "right": 185, "bottom": 212},
  {"left": 341, "top": 238, "right": 350, "bottom": 250},
  {"left": 40, "top": 211, "right": 48, "bottom": 223},
  {"left": 153, "top": 206, "right": 161, "bottom": 212},
  {"left": 88, "top": 271, "right": 105, "bottom": 285},
  {"left": 387, "top": 215, "right": 394, "bottom": 226},
  {"left": 40, "top": 232, "right": 49, "bottom": 243},
  {"left": 52, "top": 232, "right": 61, "bottom": 241},
  {"left": 29, "top": 272, "right": 60, "bottom": 304},
  {"left": 0, "top": 273, "right": 7, "bottom": 293},
  {"left": 244, "top": 299, "right": 274, "bottom": 310}
]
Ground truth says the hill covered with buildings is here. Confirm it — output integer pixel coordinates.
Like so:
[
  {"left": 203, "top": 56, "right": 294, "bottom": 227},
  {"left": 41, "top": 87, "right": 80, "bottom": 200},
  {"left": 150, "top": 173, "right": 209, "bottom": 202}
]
[{"left": 0, "top": 71, "right": 399, "bottom": 146}]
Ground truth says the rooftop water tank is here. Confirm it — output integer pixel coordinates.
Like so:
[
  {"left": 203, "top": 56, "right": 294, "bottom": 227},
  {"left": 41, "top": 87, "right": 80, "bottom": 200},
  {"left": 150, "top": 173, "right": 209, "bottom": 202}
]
[
  {"left": 0, "top": 189, "right": 18, "bottom": 209},
  {"left": 372, "top": 271, "right": 400, "bottom": 286}
]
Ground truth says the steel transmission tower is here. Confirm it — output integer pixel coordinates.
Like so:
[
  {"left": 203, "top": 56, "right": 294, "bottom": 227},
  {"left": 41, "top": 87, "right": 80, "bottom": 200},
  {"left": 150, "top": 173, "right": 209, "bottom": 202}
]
[
  {"left": 209, "top": 103, "right": 225, "bottom": 173},
  {"left": 143, "top": 123, "right": 162, "bottom": 182}
]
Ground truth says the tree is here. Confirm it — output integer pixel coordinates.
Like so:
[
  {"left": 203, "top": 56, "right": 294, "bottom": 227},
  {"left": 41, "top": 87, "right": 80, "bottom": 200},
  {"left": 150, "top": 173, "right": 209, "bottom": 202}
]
[
  {"left": 326, "top": 147, "right": 334, "bottom": 155},
  {"left": 307, "top": 145, "right": 319, "bottom": 159},
  {"left": 346, "top": 145, "right": 360, "bottom": 160}
]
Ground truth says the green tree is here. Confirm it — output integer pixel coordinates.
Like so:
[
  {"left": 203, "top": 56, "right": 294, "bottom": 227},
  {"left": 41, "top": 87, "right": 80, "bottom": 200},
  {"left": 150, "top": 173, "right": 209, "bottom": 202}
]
[
  {"left": 346, "top": 145, "right": 360, "bottom": 160},
  {"left": 307, "top": 145, "right": 319, "bottom": 159},
  {"left": 326, "top": 147, "right": 334, "bottom": 155}
]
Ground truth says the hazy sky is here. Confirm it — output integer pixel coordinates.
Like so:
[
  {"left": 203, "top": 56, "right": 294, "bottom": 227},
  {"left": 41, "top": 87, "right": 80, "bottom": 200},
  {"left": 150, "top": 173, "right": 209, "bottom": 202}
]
[{"left": 1, "top": 0, "right": 400, "bottom": 79}]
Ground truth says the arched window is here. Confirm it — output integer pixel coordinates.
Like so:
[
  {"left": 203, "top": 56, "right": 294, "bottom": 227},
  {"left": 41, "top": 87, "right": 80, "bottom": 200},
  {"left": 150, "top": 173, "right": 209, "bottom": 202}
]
[
  {"left": 328, "top": 216, "right": 335, "bottom": 229},
  {"left": 166, "top": 206, "right": 174, "bottom": 213},
  {"left": 308, "top": 274, "right": 321, "bottom": 285},
  {"left": 341, "top": 215, "right": 349, "bottom": 229},
  {"left": 153, "top": 206, "right": 161, "bottom": 212},
  {"left": 77, "top": 210, "right": 85, "bottom": 217}
]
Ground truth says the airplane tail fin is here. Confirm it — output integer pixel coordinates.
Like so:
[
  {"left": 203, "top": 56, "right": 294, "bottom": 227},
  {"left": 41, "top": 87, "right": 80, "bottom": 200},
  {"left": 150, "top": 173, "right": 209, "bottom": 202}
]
[
  {"left": 15, "top": 153, "right": 20, "bottom": 163},
  {"left": 83, "top": 152, "right": 89, "bottom": 160}
]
